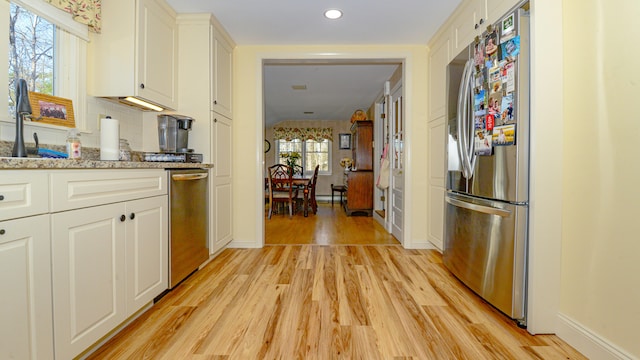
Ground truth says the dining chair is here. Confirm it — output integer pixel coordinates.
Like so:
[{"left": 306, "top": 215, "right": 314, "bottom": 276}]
[
  {"left": 292, "top": 164, "right": 304, "bottom": 176},
  {"left": 307, "top": 165, "right": 320, "bottom": 214},
  {"left": 267, "top": 164, "right": 298, "bottom": 219}
]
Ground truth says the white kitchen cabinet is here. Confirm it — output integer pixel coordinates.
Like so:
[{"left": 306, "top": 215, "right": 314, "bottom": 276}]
[
  {"left": 211, "top": 25, "right": 234, "bottom": 118},
  {"left": 0, "top": 171, "right": 49, "bottom": 221},
  {"left": 177, "top": 14, "right": 234, "bottom": 255},
  {"left": 451, "top": 0, "right": 487, "bottom": 54},
  {"left": 177, "top": 14, "right": 235, "bottom": 160},
  {"left": 210, "top": 114, "right": 233, "bottom": 254},
  {"left": 449, "top": 0, "right": 520, "bottom": 57},
  {"left": 125, "top": 196, "right": 168, "bottom": 313},
  {"left": 50, "top": 169, "right": 168, "bottom": 359},
  {"left": 428, "top": 34, "right": 450, "bottom": 121},
  {"left": 427, "top": 117, "right": 447, "bottom": 250},
  {"left": 0, "top": 215, "right": 53, "bottom": 360},
  {"left": 51, "top": 196, "right": 168, "bottom": 360},
  {"left": 88, "top": 0, "right": 178, "bottom": 110},
  {"left": 51, "top": 203, "right": 127, "bottom": 360},
  {"left": 487, "top": 0, "right": 520, "bottom": 25}
]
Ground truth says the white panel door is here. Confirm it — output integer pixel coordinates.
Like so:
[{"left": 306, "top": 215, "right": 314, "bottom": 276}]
[
  {"left": 125, "top": 196, "right": 168, "bottom": 314},
  {"left": 0, "top": 215, "right": 53, "bottom": 360},
  {"left": 390, "top": 87, "right": 404, "bottom": 242},
  {"left": 211, "top": 114, "right": 233, "bottom": 253},
  {"left": 52, "top": 203, "right": 126, "bottom": 360},
  {"left": 211, "top": 27, "right": 233, "bottom": 118},
  {"left": 428, "top": 117, "right": 447, "bottom": 250},
  {"left": 137, "top": 0, "right": 177, "bottom": 109}
]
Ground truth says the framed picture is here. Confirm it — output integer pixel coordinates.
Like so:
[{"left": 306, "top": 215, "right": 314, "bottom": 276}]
[
  {"left": 28, "top": 92, "right": 75, "bottom": 128},
  {"left": 339, "top": 133, "right": 351, "bottom": 149}
]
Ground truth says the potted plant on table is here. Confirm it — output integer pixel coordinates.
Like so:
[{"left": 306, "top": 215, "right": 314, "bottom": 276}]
[{"left": 280, "top": 151, "right": 301, "bottom": 169}]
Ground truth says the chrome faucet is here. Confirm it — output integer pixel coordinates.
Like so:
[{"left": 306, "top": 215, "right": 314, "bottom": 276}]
[{"left": 12, "top": 79, "right": 32, "bottom": 157}]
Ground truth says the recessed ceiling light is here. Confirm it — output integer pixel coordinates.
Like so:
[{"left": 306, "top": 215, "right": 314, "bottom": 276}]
[{"left": 324, "top": 9, "right": 343, "bottom": 20}]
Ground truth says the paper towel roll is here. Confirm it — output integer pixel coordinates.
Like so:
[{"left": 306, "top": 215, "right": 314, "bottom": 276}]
[{"left": 100, "top": 117, "right": 120, "bottom": 160}]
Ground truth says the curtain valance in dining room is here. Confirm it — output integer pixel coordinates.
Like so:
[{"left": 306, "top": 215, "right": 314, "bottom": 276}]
[{"left": 273, "top": 127, "right": 333, "bottom": 142}]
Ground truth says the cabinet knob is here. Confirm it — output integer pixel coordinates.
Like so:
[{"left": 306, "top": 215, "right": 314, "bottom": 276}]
[
  {"left": 213, "top": 100, "right": 217, "bottom": 105},
  {"left": 214, "top": 118, "right": 217, "bottom": 123},
  {"left": 475, "top": 23, "right": 479, "bottom": 29},
  {"left": 120, "top": 215, "right": 126, "bottom": 222},
  {"left": 139, "top": 83, "right": 145, "bottom": 89},
  {"left": 130, "top": 213, "right": 135, "bottom": 220},
  {"left": 0, "top": 195, "right": 4, "bottom": 201},
  {"left": 0, "top": 229, "right": 5, "bottom": 235},
  {"left": 479, "top": 18, "right": 485, "bottom": 25}
]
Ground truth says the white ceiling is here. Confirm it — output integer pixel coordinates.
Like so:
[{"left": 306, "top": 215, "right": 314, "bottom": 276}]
[
  {"left": 263, "top": 63, "right": 400, "bottom": 126},
  {"left": 165, "top": 0, "right": 463, "bottom": 126}
]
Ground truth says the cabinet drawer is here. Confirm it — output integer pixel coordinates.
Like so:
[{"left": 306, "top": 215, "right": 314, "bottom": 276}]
[
  {"left": 0, "top": 171, "right": 49, "bottom": 221},
  {"left": 50, "top": 170, "right": 167, "bottom": 212}
]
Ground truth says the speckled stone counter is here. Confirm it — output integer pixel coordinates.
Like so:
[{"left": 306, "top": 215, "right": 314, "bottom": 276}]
[
  {"left": 0, "top": 157, "right": 212, "bottom": 169},
  {"left": 0, "top": 141, "right": 212, "bottom": 169}
]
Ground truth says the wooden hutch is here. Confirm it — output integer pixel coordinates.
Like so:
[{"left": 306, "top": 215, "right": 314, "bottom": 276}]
[{"left": 344, "top": 120, "right": 373, "bottom": 216}]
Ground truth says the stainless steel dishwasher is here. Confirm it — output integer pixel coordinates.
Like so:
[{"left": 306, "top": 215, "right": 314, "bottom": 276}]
[{"left": 168, "top": 168, "right": 209, "bottom": 288}]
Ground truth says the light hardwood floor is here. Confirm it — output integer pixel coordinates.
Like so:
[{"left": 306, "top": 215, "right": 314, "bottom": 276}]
[
  {"left": 88, "top": 204, "right": 585, "bottom": 359},
  {"left": 265, "top": 202, "right": 400, "bottom": 245}
]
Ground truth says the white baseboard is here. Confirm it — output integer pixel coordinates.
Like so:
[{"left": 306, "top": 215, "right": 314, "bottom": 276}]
[{"left": 557, "top": 313, "right": 637, "bottom": 360}]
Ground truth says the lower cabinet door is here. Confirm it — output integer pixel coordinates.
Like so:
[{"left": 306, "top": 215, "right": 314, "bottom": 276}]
[
  {"left": 51, "top": 203, "right": 127, "bottom": 360},
  {"left": 125, "top": 196, "right": 168, "bottom": 314},
  {"left": 0, "top": 215, "right": 53, "bottom": 360}
]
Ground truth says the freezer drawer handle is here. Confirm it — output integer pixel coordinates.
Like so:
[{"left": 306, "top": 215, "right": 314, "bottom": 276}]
[
  {"left": 446, "top": 197, "right": 511, "bottom": 217},
  {"left": 171, "top": 173, "right": 208, "bottom": 181}
]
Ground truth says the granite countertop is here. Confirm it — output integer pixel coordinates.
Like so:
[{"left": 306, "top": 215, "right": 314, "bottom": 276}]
[
  {"left": 0, "top": 157, "right": 213, "bottom": 169},
  {"left": 0, "top": 141, "right": 212, "bottom": 170}
]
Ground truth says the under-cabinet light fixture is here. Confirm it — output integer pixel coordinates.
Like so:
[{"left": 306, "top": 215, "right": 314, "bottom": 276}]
[{"left": 122, "top": 97, "right": 164, "bottom": 111}]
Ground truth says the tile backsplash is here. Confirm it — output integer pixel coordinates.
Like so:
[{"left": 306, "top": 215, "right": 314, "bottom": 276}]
[{"left": 0, "top": 96, "right": 144, "bottom": 151}]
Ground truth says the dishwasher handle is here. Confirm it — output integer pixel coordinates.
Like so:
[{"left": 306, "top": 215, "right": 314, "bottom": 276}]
[{"left": 171, "top": 173, "right": 208, "bottom": 181}]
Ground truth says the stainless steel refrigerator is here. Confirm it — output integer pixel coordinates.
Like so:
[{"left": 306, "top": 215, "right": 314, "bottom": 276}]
[{"left": 444, "top": 3, "right": 529, "bottom": 327}]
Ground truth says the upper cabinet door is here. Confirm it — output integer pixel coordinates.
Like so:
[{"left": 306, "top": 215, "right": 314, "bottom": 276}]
[
  {"left": 137, "top": 0, "right": 178, "bottom": 109},
  {"left": 428, "top": 36, "right": 450, "bottom": 121},
  {"left": 211, "top": 26, "right": 233, "bottom": 118}
]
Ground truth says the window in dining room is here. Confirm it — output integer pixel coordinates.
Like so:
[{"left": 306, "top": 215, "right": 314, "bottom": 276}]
[{"left": 277, "top": 139, "right": 331, "bottom": 175}]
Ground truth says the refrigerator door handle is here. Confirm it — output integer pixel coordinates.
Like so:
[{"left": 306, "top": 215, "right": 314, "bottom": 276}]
[
  {"left": 457, "top": 59, "right": 473, "bottom": 178},
  {"left": 462, "top": 60, "right": 477, "bottom": 178},
  {"left": 446, "top": 196, "right": 511, "bottom": 217}
]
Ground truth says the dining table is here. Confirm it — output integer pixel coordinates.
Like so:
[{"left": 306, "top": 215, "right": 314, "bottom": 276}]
[{"left": 266, "top": 175, "right": 312, "bottom": 217}]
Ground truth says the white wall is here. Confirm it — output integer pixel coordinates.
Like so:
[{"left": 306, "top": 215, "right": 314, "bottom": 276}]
[
  {"left": 558, "top": 0, "right": 640, "bottom": 358},
  {"left": 231, "top": 45, "right": 430, "bottom": 249}
]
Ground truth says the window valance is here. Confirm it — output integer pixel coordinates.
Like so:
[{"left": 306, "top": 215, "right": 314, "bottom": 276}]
[
  {"left": 43, "top": 0, "right": 101, "bottom": 33},
  {"left": 273, "top": 127, "right": 333, "bottom": 142}
]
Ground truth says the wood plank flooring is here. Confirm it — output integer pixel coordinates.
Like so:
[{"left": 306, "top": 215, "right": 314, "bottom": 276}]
[
  {"left": 88, "top": 245, "right": 586, "bottom": 359},
  {"left": 265, "top": 202, "right": 400, "bottom": 245}
]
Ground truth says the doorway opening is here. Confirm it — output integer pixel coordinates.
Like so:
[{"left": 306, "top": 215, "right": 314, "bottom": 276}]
[{"left": 261, "top": 58, "right": 404, "bottom": 246}]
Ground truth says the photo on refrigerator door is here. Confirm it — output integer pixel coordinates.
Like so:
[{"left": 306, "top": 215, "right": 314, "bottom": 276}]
[
  {"left": 475, "top": 130, "right": 492, "bottom": 155},
  {"left": 474, "top": 39, "right": 485, "bottom": 67},
  {"left": 492, "top": 124, "right": 515, "bottom": 146},
  {"left": 501, "top": 13, "right": 515, "bottom": 41},
  {"left": 488, "top": 92, "right": 502, "bottom": 125},
  {"left": 501, "top": 94, "right": 515, "bottom": 123},
  {"left": 485, "top": 30, "right": 499, "bottom": 56},
  {"left": 501, "top": 36, "right": 521, "bottom": 60},
  {"left": 474, "top": 90, "right": 486, "bottom": 112}
]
